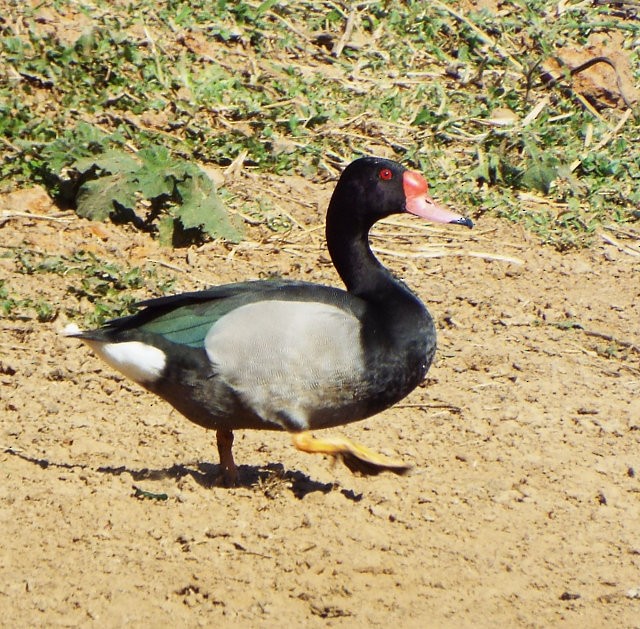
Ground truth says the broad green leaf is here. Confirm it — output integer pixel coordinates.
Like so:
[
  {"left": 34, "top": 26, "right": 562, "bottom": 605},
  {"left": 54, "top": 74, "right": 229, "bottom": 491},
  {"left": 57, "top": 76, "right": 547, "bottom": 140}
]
[
  {"left": 136, "top": 167, "right": 176, "bottom": 199},
  {"left": 137, "top": 146, "right": 175, "bottom": 172},
  {"left": 73, "top": 150, "right": 140, "bottom": 176},
  {"left": 136, "top": 146, "right": 187, "bottom": 198},
  {"left": 521, "top": 139, "right": 558, "bottom": 194},
  {"left": 157, "top": 216, "right": 176, "bottom": 247},
  {"left": 521, "top": 162, "right": 557, "bottom": 194},
  {"left": 412, "top": 107, "right": 438, "bottom": 126},
  {"left": 176, "top": 171, "right": 242, "bottom": 242},
  {"left": 67, "top": 145, "right": 242, "bottom": 242},
  {"left": 76, "top": 173, "right": 137, "bottom": 221}
]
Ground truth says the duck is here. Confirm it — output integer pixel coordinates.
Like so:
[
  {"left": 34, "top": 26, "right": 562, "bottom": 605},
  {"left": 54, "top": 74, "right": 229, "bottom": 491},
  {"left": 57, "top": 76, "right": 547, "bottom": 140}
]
[{"left": 64, "top": 157, "right": 472, "bottom": 486}]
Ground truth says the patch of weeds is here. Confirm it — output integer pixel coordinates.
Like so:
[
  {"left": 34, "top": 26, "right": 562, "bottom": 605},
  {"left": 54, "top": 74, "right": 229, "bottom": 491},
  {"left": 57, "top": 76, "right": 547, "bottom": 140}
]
[
  {"left": 0, "top": 0, "right": 638, "bottom": 249},
  {"left": 595, "top": 344, "right": 619, "bottom": 359},
  {"left": 551, "top": 319, "right": 583, "bottom": 331},
  {"left": 132, "top": 486, "right": 169, "bottom": 501},
  {"left": 0, "top": 279, "right": 57, "bottom": 323},
  {"left": 58, "top": 145, "right": 241, "bottom": 245},
  {"left": 0, "top": 280, "right": 23, "bottom": 318},
  {"left": 14, "top": 250, "right": 174, "bottom": 326}
]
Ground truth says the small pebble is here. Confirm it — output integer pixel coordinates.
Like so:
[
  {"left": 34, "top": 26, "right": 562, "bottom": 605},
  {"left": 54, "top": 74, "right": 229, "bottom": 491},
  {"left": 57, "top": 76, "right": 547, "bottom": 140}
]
[{"left": 625, "top": 588, "right": 640, "bottom": 599}]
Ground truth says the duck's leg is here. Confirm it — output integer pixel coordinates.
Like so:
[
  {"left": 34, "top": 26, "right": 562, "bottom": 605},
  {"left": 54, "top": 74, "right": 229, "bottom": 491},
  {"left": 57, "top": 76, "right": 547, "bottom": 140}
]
[
  {"left": 216, "top": 429, "right": 239, "bottom": 486},
  {"left": 291, "top": 431, "right": 411, "bottom": 477}
]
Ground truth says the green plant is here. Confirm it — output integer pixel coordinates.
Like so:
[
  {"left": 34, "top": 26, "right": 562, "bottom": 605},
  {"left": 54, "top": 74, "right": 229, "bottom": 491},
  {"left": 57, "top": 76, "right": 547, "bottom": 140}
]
[
  {"left": 0, "top": 0, "right": 638, "bottom": 249},
  {"left": 0, "top": 279, "right": 57, "bottom": 323},
  {"left": 62, "top": 146, "right": 242, "bottom": 245},
  {"left": 14, "top": 250, "right": 175, "bottom": 326}
]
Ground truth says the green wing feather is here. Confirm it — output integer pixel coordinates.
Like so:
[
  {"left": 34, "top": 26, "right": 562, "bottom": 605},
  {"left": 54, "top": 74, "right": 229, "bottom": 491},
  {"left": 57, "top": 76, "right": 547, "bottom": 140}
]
[
  {"left": 88, "top": 279, "right": 337, "bottom": 349},
  {"left": 136, "top": 299, "right": 245, "bottom": 348}
]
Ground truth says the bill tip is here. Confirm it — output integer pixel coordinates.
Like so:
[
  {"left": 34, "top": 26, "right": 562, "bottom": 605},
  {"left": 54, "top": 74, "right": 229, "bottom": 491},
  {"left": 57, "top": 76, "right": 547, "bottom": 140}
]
[{"left": 451, "top": 216, "right": 474, "bottom": 229}]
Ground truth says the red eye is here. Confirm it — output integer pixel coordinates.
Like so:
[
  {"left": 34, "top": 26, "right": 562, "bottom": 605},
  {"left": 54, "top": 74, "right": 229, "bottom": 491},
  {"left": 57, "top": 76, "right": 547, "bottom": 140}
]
[{"left": 379, "top": 168, "right": 393, "bottom": 181}]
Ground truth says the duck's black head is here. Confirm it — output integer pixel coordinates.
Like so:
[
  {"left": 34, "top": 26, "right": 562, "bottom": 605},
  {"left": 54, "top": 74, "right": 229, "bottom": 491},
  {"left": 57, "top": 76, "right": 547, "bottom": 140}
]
[
  {"left": 325, "top": 156, "right": 473, "bottom": 294},
  {"left": 328, "top": 157, "right": 473, "bottom": 229}
]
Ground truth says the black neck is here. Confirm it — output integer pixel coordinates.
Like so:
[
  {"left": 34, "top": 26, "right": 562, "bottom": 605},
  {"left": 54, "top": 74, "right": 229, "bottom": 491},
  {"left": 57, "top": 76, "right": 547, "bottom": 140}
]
[
  {"left": 326, "top": 219, "right": 389, "bottom": 296},
  {"left": 326, "top": 201, "right": 419, "bottom": 307}
]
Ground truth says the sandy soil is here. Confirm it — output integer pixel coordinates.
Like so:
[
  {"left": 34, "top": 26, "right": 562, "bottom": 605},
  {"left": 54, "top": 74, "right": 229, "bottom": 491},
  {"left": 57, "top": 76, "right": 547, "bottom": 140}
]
[{"left": 1, "top": 171, "right": 639, "bottom": 628}]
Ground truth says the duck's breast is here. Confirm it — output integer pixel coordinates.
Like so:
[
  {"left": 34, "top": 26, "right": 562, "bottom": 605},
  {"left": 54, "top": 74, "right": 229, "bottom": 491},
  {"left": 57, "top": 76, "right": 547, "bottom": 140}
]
[{"left": 204, "top": 300, "right": 366, "bottom": 431}]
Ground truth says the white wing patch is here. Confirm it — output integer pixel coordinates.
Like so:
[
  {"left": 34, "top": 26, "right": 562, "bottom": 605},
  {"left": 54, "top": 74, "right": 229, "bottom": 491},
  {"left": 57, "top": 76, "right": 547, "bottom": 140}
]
[
  {"left": 205, "top": 300, "right": 364, "bottom": 429},
  {"left": 82, "top": 340, "right": 167, "bottom": 384},
  {"left": 61, "top": 323, "right": 82, "bottom": 336}
]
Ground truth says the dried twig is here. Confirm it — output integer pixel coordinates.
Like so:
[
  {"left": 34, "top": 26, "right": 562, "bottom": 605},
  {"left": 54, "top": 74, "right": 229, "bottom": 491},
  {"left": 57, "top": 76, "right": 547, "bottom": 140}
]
[
  {"left": 570, "top": 109, "right": 633, "bottom": 172},
  {"left": 145, "top": 259, "right": 211, "bottom": 287},
  {"left": 604, "top": 225, "right": 640, "bottom": 241},
  {"left": 332, "top": 8, "right": 357, "bottom": 57},
  {"left": 0, "top": 211, "right": 74, "bottom": 224},
  {"left": 1, "top": 135, "right": 21, "bottom": 153},
  {"left": 599, "top": 231, "right": 640, "bottom": 257},
  {"left": 373, "top": 246, "right": 524, "bottom": 265},
  {"left": 431, "top": 0, "right": 523, "bottom": 72},
  {"left": 223, "top": 149, "right": 248, "bottom": 180},
  {"left": 521, "top": 97, "right": 550, "bottom": 126},
  {"left": 582, "top": 328, "right": 640, "bottom": 355},
  {"left": 146, "top": 259, "right": 188, "bottom": 274},
  {"left": 395, "top": 402, "right": 462, "bottom": 414}
]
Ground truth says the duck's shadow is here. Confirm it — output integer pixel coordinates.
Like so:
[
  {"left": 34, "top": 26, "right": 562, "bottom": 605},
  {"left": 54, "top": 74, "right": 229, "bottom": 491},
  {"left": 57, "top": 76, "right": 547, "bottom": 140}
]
[{"left": 5, "top": 448, "right": 362, "bottom": 501}]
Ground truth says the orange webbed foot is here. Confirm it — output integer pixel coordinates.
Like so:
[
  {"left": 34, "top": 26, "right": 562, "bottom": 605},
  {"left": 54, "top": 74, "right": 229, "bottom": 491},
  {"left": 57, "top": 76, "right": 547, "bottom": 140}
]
[{"left": 291, "top": 431, "right": 411, "bottom": 477}]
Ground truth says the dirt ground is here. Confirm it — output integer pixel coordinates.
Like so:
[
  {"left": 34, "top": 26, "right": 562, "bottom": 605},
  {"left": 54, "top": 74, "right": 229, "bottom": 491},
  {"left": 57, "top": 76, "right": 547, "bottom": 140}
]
[{"left": 1, "top": 171, "right": 639, "bottom": 628}]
